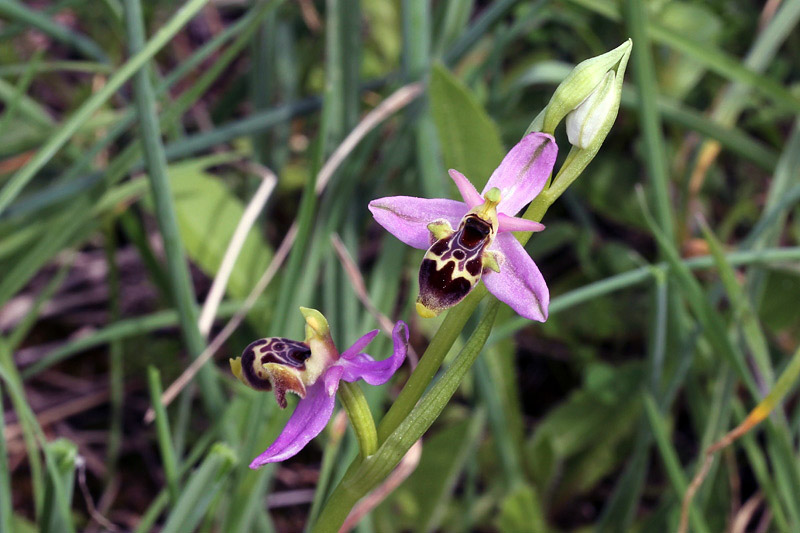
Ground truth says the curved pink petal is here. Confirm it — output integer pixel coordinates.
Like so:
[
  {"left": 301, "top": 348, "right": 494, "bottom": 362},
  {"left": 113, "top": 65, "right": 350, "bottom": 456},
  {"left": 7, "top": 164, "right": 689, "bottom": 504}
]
[
  {"left": 369, "top": 197, "right": 468, "bottom": 250},
  {"left": 483, "top": 133, "right": 558, "bottom": 216},
  {"left": 249, "top": 382, "right": 335, "bottom": 468},
  {"left": 497, "top": 213, "right": 545, "bottom": 233},
  {"left": 448, "top": 170, "right": 482, "bottom": 208},
  {"left": 340, "top": 329, "right": 379, "bottom": 360},
  {"left": 339, "top": 321, "right": 409, "bottom": 386},
  {"left": 483, "top": 233, "right": 549, "bottom": 322},
  {"left": 322, "top": 365, "right": 344, "bottom": 396}
]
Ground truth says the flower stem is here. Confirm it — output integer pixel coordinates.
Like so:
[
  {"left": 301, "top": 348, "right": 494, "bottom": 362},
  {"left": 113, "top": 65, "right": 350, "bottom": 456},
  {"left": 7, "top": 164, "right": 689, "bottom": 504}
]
[
  {"left": 377, "top": 285, "right": 487, "bottom": 442},
  {"left": 313, "top": 302, "right": 500, "bottom": 532},
  {"left": 338, "top": 381, "right": 378, "bottom": 458},
  {"left": 520, "top": 191, "right": 554, "bottom": 240}
]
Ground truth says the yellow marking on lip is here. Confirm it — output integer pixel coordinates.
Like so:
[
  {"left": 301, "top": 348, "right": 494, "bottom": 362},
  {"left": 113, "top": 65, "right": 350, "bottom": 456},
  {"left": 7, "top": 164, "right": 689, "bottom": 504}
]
[
  {"left": 416, "top": 301, "right": 439, "bottom": 318},
  {"left": 425, "top": 254, "right": 480, "bottom": 284},
  {"left": 427, "top": 221, "right": 454, "bottom": 240}
]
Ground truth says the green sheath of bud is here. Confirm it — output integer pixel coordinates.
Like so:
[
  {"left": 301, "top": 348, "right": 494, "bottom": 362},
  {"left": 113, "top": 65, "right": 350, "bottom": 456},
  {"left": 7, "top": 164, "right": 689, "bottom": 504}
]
[
  {"left": 542, "top": 39, "right": 632, "bottom": 134},
  {"left": 566, "top": 70, "right": 617, "bottom": 149}
]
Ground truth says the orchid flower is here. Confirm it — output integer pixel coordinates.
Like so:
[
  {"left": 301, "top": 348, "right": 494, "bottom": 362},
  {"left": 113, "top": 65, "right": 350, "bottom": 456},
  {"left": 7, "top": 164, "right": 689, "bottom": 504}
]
[
  {"left": 230, "top": 308, "right": 408, "bottom": 468},
  {"left": 369, "top": 132, "right": 557, "bottom": 321}
]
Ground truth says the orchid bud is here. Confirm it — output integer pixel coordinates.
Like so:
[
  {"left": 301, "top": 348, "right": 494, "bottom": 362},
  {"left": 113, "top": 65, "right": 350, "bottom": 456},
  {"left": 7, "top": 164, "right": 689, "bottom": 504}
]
[
  {"left": 540, "top": 39, "right": 632, "bottom": 135},
  {"left": 565, "top": 70, "right": 617, "bottom": 149},
  {"left": 524, "top": 40, "right": 631, "bottom": 200}
]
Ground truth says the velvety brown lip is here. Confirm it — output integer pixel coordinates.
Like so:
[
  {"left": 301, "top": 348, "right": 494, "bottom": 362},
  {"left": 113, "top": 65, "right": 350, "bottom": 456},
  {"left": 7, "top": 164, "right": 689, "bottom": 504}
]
[{"left": 240, "top": 337, "right": 311, "bottom": 391}]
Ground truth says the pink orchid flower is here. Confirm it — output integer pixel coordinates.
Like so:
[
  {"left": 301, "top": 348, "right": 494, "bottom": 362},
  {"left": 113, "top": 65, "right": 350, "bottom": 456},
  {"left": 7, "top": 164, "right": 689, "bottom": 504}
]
[
  {"left": 369, "top": 132, "right": 557, "bottom": 321},
  {"left": 230, "top": 308, "right": 408, "bottom": 468}
]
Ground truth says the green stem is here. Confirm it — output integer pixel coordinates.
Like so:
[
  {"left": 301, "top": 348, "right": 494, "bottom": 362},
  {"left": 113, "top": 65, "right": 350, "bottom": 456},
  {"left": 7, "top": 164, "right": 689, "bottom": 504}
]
[
  {"left": 337, "top": 382, "right": 378, "bottom": 458},
  {"left": 377, "top": 285, "right": 486, "bottom": 442},
  {"left": 0, "top": 339, "right": 44, "bottom": 516},
  {"left": 314, "top": 302, "right": 500, "bottom": 532}
]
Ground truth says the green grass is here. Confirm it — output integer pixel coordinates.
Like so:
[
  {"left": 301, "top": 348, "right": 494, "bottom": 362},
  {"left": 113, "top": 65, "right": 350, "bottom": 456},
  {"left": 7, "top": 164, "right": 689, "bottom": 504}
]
[{"left": 1, "top": 1, "right": 799, "bottom": 531}]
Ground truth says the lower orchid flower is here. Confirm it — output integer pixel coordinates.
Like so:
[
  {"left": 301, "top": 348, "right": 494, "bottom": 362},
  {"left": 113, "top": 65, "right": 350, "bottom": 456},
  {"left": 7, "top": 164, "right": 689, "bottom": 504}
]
[
  {"left": 369, "top": 132, "right": 557, "bottom": 321},
  {"left": 230, "top": 308, "right": 408, "bottom": 468}
]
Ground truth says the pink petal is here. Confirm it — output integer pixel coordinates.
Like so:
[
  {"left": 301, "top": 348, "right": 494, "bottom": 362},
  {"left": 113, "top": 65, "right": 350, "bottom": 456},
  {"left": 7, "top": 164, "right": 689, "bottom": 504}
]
[
  {"left": 322, "top": 365, "right": 344, "bottom": 396},
  {"left": 249, "top": 382, "right": 335, "bottom": 467},
  {"left": 483, "top": 233, "right": 549, "bottom": 322},
  {"left": 448, "top": 169, "right": 482, "bottom": 208},
  {"left": 369, "top": 196, "right": 468, "bottom": 250},
  {"left": 339, "top": 321, "right": 409, "bottom": 386},
  {"left": 483, "top": 133, "right": 557, "bottom": 216},
  {"left": 340, "top": 329, "right": 379, "bottom": 360},
  {"left": 497, "top": 213, "right": 545, "bottom": 233}
]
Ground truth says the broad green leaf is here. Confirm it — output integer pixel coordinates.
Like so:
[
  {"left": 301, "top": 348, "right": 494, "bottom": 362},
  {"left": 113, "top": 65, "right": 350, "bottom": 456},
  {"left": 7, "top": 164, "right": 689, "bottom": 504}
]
[
  {"left": 430, "top": 63, "right": 505, "bottom": 191},
  {"left": 496, "top": 483, "right": 547, "bottom": 533},
  {"left": 759, "top": 268, "right": 800, "bottom": 335},
  {"left": 145, "top": 154, "right": 274, "bottom": 302}
]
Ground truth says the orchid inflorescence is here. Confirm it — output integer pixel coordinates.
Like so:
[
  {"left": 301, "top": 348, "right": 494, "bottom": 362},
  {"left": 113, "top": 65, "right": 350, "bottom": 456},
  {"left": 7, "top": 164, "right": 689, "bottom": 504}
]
[
  {"left": 230, "top": 42, "right": 630, "bottom": 479},
  {"left": 235, "top": 132, "right": 557, "bottom": 467}
]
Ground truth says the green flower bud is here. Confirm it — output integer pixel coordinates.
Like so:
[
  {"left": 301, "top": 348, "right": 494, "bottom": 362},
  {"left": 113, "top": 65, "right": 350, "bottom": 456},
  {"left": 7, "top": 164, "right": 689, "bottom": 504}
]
[
  {"left": 566, "top": 70, "right": 617, "bottom": 149},
  {"left": 541, "top": 39, "right": 632, "bottom": 135}
]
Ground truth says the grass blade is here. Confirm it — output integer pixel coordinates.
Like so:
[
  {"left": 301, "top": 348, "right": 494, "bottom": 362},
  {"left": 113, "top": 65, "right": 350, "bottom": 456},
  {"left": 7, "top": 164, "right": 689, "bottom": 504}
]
[
  {"left": 147, "top": 367, "right": 180, "bottom": 503},
  {"left": 124, "top": 0, "right": 223, "bottom": 413},
  {"left": 160, "top": 443, "right": 238, "bottom": 533},
  {"left": 642, "top": 393, "right": 710, "bottom": 533},
  {"left": 681, "top": 344, "right": 800, "bottom": 533},
  {"left": 0, "top": 0, "right": 214, "bottom": 215},
  {"left": 623, "top": 0, "right": 673, "bottom": 241},
  {"left": 0, "top": 374, "right": 12, "bottom": 533},
  {"left": 700, "top": 219, "right": 774, "bottom": 387},
  {"left": 0, "top": 0, "right": 109, "bottom": 64}
]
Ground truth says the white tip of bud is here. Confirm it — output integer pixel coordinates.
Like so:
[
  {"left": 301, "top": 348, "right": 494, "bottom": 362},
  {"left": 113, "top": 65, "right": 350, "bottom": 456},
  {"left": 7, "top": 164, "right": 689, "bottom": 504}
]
[
  {"left": 538, "top": 39, "right": 632, "bottom": 136},
  {"left": 566, "top": 70, "right": 617, "bottom": 149}
]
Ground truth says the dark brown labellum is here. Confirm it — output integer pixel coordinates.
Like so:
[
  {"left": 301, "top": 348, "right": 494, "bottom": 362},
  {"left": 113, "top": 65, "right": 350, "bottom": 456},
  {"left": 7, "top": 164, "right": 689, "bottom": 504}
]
[
  {"left": 418, "top": 214, "right": 494, "bottom": 314},
  {"left": 239, "top": 337, "right": 311, "bottom": 390}
]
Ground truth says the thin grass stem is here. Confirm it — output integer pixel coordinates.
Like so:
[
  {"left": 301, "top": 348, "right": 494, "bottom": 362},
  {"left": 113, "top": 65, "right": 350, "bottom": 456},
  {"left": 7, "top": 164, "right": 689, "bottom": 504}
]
[{"left": 124, "top": 0, "right": 223, "bottom": 413}]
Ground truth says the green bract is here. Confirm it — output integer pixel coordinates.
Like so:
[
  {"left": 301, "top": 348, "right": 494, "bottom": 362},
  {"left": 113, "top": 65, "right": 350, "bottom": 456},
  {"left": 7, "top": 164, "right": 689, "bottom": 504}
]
[{"left": 541, "top": 39, "right": 632, "bottom": 135}]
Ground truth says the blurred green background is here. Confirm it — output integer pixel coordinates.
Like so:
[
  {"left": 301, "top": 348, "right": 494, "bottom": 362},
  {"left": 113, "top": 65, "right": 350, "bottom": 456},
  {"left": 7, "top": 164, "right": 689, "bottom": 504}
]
[{"left": 1, "top": 0, "right": 799, "bottom": 531}]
